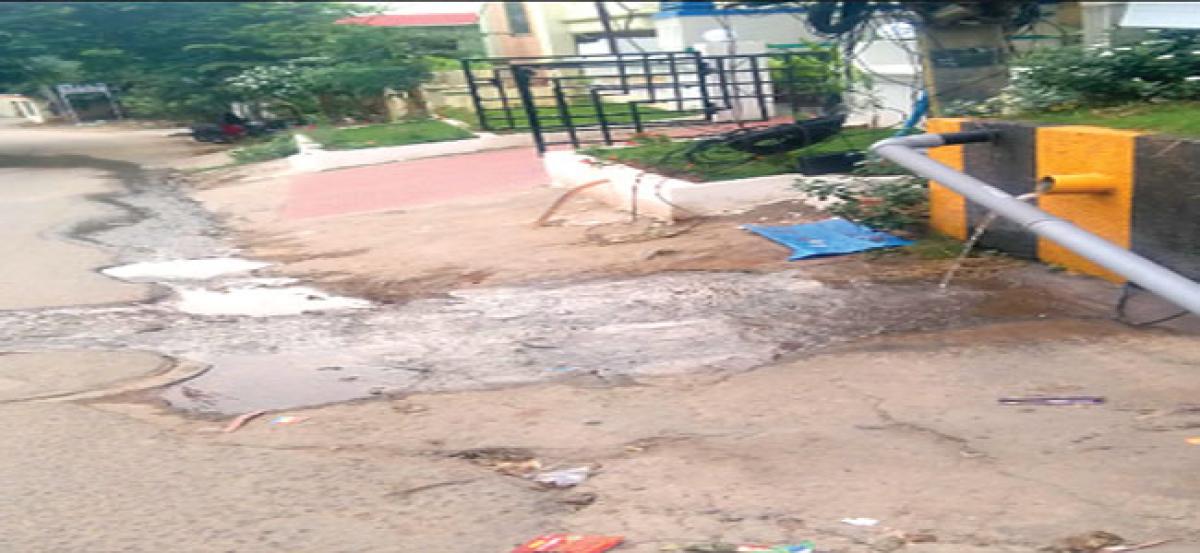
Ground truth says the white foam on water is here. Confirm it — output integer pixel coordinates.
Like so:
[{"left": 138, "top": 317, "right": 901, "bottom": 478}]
[
  {"left": 103, "top": 258, "right": 270, "bottom": 281},
  {"left": 174, "top": 285, "right": 371, "bottom": 317}
]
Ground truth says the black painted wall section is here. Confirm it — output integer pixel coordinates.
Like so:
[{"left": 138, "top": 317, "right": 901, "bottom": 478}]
[
  {"left": 960, "top": 121, "right": 1039, "bottom": 258},
  {"left": 1132, "top": 135, "right": 1200, "bottom": 279}
]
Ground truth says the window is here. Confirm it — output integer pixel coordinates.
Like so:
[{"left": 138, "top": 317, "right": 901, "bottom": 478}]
[
  {"left": 504, "top": 2, "right": 530, "bottom": 36},
  {"left": 10, "top": 101, "right": 24, "bottom": 117}
]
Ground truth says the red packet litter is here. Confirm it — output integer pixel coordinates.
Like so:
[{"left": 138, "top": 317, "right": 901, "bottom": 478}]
[{"left": 510, "top": 534, "right": 624, "bottom": 553}]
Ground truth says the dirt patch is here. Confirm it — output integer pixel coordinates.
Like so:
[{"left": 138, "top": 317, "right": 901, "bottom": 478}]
[
  {"left": 190, "top": 164, "right": 1059, "bottom": 306},
  {"left": 192, "top": 167, "right": 828, "bottom": 301},
  {"left": 119, "top": 321, "right": 1200, "bottom": 551}
]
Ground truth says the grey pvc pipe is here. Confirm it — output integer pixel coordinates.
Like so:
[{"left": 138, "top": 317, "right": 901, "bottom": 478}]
[{"left": 871, "top": 134, "right": 1200, "bottom": 317}]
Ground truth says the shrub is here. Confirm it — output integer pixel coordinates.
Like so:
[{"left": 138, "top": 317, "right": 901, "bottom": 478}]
[
  {"left": 958, "top": 32, "right": 1200, "bottom": 115},
  {"left": 796, "top": 175, "right": 928, "bottom": 232},
  {"left": 769, "top": 48, "right": 847, "bottom": 98}
]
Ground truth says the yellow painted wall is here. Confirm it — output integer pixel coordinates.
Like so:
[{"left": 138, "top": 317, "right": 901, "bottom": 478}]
[
  {"left": 925, "top": 118, "right": 968, "bottom": 240},
  {"left": 1035, "top": 126, "right": 1140, "bottom": 282}
]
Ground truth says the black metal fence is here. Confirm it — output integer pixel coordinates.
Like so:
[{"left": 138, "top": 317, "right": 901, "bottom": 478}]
[{"left": 460, "top": 49, "right": 838, "bottom": 153}]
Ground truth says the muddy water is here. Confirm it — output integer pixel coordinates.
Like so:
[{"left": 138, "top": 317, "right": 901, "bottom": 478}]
[
  {"left": 0, "top": 154, "right": 1070, "bottom": 415},
  {"left": 0, "top": 266, "right": 996, "bottom": 414}
]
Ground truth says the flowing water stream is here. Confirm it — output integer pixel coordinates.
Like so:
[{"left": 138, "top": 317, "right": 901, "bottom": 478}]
[{"left": 940, "top": 192, "right": 1041, "bottom": 290}]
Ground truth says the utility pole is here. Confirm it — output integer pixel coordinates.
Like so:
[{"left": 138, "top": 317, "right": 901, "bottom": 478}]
[
  {"left": 907, "top": 2, "right": 1030, "bottom": 114},
  {"left": 729, "top": 1, "right": 1026, "bottom": 114},
  {"left": 917, "top": 19, "right": 1011, "bottom": 114}
]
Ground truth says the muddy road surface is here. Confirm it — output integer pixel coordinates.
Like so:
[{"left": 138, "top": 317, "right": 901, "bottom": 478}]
[{"left": 2, "top": 126, "right": 1198, "bottom": 553}]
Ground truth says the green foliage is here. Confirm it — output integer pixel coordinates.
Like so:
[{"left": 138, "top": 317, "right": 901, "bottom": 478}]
[
  {"left": 226, "top": 64, "right": 309, "bottom": 102},
  {"left": 581, "top": 128, "right": 895, "bottom": 182},
  {"left": 795, "top": 175, "right": 928, "bottom": 232},
  {"left": 434, "top": 106, "right": 482, "bottom": 130},
  {"left": 954, "top": 31, "right": 1200, "bottom": 116},
  {"left": 229, "top": 119, "right": 473, "bottom": 163},
  {"left": 0, "top": 2, "right": 469, "bottom": 120},
  {"left": 904, "top": 234, "right": 966, "bottom": 260},
  {"left": 229, "top": 134, "right": 299, "bottom": 164},
  {"left": 768, "top": 46, "right": 858, "bottom": 100}
]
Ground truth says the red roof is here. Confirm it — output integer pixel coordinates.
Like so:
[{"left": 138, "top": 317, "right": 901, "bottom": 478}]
[{"left": 336, "top": 13, "right": 478, "bottom": 27}]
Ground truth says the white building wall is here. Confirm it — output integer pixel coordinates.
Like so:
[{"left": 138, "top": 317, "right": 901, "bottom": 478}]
[
  {"left": 653, "top": 13, "right": 921, "bottom": 128},
  {"left": 653, "top": 13, "right": 819, "bottom": 51},
  {"left": 846, "top": 22, "right": 921, "bottom": 128},
  {"left": 1082, "top": 2, "right": 1129, "bottom": 46}
]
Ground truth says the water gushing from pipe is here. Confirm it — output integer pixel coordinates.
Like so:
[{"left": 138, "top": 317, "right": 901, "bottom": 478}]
[
  {"left": 871, "top": 132, "right": 1200, "bottom": 317},
  {"left": 939, "top": 192, "right": 1040, "bottom": 290}
]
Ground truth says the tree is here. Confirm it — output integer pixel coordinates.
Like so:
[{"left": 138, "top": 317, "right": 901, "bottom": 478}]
[
  {"left": 0, "top": 2, "right": 482, "bottom": 121},
  {"left": 308, "top": 25, "right": 435, "bottom": 119},
  {"left": 0, "top": 2, "right": 344, "bottom": 118}
]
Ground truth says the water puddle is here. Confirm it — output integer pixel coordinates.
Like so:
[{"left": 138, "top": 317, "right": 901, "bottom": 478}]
[
  {"left": 3, "top": 161, "right": 1106, "bottom": 416},
  {"left": 102, "top": 258, "right": 269, "bottom": 281},
  {"left": 174, "top": 284, "right": 371, "bottom": 317},
  {"left": 102, "top": 257, "right": 371, "bottom": 317},
  {"left": 159, "top": 352, "right": 406, "bottom": 413}
]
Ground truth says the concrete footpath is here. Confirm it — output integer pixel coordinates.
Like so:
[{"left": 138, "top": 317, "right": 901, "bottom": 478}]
[{"left": 284, "top": 147, "right": 548, "bottom": 219}]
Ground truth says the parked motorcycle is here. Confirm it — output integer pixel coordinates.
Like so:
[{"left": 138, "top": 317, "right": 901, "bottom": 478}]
[{"left": 189, "top": 115, "right": 289, "bottom": 143}]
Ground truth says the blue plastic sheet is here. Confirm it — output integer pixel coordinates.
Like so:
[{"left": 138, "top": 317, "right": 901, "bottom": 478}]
[{"left": 742, "top": 218, "right": 912, "bottom": 260}]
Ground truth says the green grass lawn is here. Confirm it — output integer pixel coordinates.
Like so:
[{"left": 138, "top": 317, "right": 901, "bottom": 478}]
[
  {"left": 479, "top": 103, "right": 700, "bottom": 131},
  {"left": 580, "top": 127, "right": 895, "bottom": 182},
  {"left": 305, "top": 119, "right": 473, "bottom": 150},
  {"left": 228, "top": 134, "right": 299, "bottom": 164},
  {"left": 229, "top": 118, "right": 475, "bottom": 163},
  {"left": 1009, "top": 102, "right": 1200, "bottom": 138},
  {"left": 434, "top": 106, "right": 483, "bottom": 131}
]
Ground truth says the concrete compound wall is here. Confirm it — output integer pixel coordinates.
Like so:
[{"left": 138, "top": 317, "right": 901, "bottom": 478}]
[
  {"left": 287, "top": 131, "right": 533, "bottom": 173},
  {"left": 542, "top": 150, "right": 906, "bottom": 221},
  {"left": 927, "top": 117, "right": 1200, "bottom": 283}
]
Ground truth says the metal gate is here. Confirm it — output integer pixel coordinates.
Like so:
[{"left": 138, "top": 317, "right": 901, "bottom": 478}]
[{"left": 461, "top": 49, "right": 838, "bottom": 153}]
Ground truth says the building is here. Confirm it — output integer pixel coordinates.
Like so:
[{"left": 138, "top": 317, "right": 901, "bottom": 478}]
[
  {"left": 474, "top": 2, "right": 1088, "bottom": 128},
  {"left": 479, "top": 2, "right": 657, "bottom": 58},
  {"left": 0, "top": 94, "right": 46, "bottom": 124},
  {"left": 479, "top": 2, "right": 917, "bottom": 126},
  {"left": 336, "top": 12, "right": 485, "bottom": 57},
  {"left": 1081, "top": 2, "right": 1200, "bottom": 46},
  {"left": 480, "top": 2, "right": 819, "bottom": 59}
]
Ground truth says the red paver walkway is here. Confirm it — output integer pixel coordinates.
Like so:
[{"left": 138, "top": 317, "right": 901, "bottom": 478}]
[{"left": 284, "top": 147, "right": 549, "bottom": 219}]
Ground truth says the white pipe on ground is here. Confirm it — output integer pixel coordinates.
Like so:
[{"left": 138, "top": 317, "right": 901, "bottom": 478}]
[{"left": 871, "top": 133, "right": 1200, "bottom": 317}]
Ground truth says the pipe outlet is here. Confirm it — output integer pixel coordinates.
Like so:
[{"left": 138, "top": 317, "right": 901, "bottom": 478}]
[{"left": 1038, "top": 173, "right": 1116, "bottom": 195}]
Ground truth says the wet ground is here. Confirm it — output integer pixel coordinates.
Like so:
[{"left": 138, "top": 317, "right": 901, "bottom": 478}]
[
  {"left": 0, "top": 150, "right": 1114, "bottom": 416},
  {"left": 5, "top": 128, "right": 1200, "bottom": 552}
]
